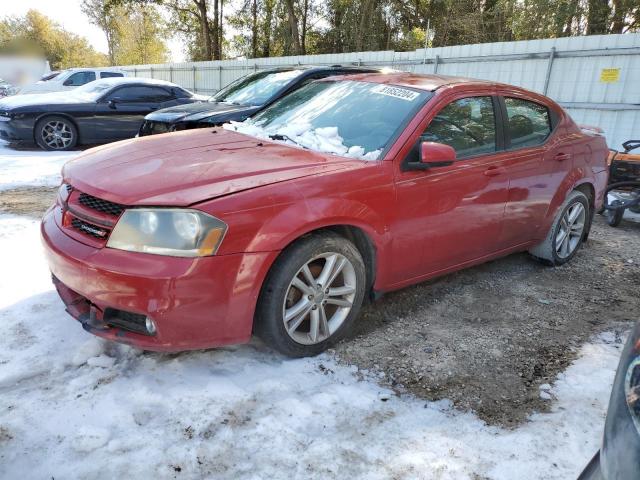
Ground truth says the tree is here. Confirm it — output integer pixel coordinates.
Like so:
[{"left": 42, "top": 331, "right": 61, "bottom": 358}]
[{"left": 0, "top": 10, "right": 108, "bottom": 69}]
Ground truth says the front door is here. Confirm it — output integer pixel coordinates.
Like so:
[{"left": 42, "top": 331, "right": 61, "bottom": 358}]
[
  {"left": 94, "top": 86, "right": 175, "bottom": 141},
  {"left": 391, "top": 94, "right": 509, "bottom": 285}
]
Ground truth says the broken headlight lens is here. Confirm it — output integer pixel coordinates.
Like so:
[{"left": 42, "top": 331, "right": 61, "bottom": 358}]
[{"left": 107, "top": 209, "right": 227, "bottom": 257}]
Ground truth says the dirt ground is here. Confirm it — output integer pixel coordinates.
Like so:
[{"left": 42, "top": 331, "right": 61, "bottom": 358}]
[{"left": 2, "top": 185, "right": 638, "bottom": 426}]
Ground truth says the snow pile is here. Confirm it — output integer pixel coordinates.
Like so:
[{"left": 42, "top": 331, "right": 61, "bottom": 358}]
[
  {"left": 224, "top": 120, "right": 382, "bottom": 161},
  {"left": 0, "top": 140, "right": 78, "bottom": 190},
  {"left": 0, "top": 212, "right": 624, "bottom": 479}
]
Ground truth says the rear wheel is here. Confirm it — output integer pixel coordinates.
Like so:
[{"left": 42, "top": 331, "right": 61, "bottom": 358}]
[
  {"left": 255, "top": 232, "right": 366, "bottom": 357},
  {"left": 35, "top": 116, "right": 78, "bottom": 151},
  {"left": 529, "top": 190, "right": 589, "bottom": 266}
]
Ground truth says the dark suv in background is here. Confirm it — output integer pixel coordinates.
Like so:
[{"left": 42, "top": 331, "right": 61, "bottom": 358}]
[{"left": 138, "top": 65, "right": 382, "bottom": 136}]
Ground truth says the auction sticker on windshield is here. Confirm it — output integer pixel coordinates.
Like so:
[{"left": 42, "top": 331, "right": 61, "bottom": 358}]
[{"left": 371, "top": 84, "right": 419, "bottom": 101}]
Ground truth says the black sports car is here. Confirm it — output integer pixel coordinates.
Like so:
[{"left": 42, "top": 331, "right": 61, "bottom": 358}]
[
  {"left": 578, "top": 321, "right": 640, "bottom": 480},
  {"left": 0, "top": 78, "right": 205, "bottom": 150},
  {"left": 138, "top": 65, "right": 381, "bottom": 136}
]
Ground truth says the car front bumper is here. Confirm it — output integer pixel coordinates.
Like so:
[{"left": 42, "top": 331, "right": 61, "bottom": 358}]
[
  {"left": 0, "top": 119, "right": 30, "bottom": 142},
  {"left": 41, "top": 206, "right": 279, "bottom": 352}
]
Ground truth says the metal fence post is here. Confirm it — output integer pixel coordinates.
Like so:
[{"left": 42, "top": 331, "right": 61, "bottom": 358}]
[
  {"left": 218, "top": 66, "right": 223, "bottom": 90},
  {"left": 543, "top": 47, "right": 556, "bottom": 95},
  {"left": 133, "top": 68, "right": 137, "bottom": 77},
  {"left": 192, "top": 66, "right": 197, "bottom": 92},
  {"left": 150, "top": 67, "right": 154, "bottom": 79},
  {"left": 434, "top": 55, "right": 440, "bottom": 73},
  {"left": 169, "top": 66, "right": 173, "bottom": 83}
]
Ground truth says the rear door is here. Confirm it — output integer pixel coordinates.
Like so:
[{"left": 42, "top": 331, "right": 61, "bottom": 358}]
[
  {"left": 497, "top": 94, "right": 567, "bottom": 247},
  {"left": 392, "top": 92, "right": 510, "bottom": 283},
  {"left": 93, "top": 85, "right": 178, "bottom": 141}
]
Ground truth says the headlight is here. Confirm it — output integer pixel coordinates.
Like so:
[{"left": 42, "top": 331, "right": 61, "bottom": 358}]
[
  {"left": 0, "top": 114, "right": 12, "bottom": 122},
  {"left": 106, "top": 209, "right": 227, "bottom": 257}
]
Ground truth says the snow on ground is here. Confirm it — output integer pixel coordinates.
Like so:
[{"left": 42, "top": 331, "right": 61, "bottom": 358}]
[
  {"left": 0, "top": 143, "right": 626, "bottom": 479},
  {"left": 0, "top": 140, "right": 78, "bottom": 190}
]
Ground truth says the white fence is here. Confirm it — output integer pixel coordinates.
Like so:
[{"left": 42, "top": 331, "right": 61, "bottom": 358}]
[{"left": 119, "top": 33, "right": 640, "bottom": 150}]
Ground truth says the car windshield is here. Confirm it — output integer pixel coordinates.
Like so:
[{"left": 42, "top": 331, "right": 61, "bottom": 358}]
[
  {"left": 211, "top": 69, "right": 303, "bottom": 107},
  {"left": 224, "top": 80, "right": 429, "bottom": 161},
  {"left": 40, "top": 72, "right": 60, "bottom": 81},
  {"left": 68, "top": 80, "right": 118, "bottom": 101}
]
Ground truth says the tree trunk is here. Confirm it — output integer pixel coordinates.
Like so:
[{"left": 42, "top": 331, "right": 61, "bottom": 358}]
[
  {"left": 213, "top": 0, "right": 220, "bottom": 60},
  {"left": 219, "top": 0, "right": 223, "bottom": 59},
  {"left": 611, "top": 0, "right": 626, "bottom": 33},
  {"left": 284, "top": 0, "right": 302, "bottom": 55},
  {"left": 251, "top": 0, "right": 258, "bottom": 58},
  {"left": 356, "top": 0, "right": 374, "bottom": 51},
  {"left": 194, "top": 0, "right": 213, "bottom": 61},
  {"left": 262, "top": 0, "right": 274, "bottom": 57},
  {"left": 587, "top": 0, "right": 611, "bottom": 34},
  {"left": 301, "top": 0, "right": 308, "bottom": 55}
]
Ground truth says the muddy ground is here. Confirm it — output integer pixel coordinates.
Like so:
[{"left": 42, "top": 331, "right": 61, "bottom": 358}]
[{"left": 2, "top": 185, "right": 638, "bottom": 426}]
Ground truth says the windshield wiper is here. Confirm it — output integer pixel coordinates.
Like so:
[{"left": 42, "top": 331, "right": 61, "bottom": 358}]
[{"left": 268, "top": 134, "right": 307, "bottom": 149}]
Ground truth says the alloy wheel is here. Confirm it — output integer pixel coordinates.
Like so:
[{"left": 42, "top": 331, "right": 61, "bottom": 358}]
[
  {"left": 41, "top": 120, "right": 73, "bottom": 150},
  {"left": 282, "top": 252, "right": 357, "bottom": 345},
  {"left": 555, "top": 202, "right": 586, "bottom": 259}
]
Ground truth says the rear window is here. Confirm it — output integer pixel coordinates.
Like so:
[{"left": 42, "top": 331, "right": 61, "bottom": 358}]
[{"left": 504, "top": 97, "right": 551, "bottom": 149}]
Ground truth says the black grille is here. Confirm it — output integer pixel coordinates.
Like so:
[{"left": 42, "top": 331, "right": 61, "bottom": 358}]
[
  {"left": 71, "top": 218, "right": 109, "bottom": 239},
  {"left": 104, "top": 308, "right": 152, "bottom": 336},
  {"left": 78, "top": 193, "right": 124, "bottom": 216}
]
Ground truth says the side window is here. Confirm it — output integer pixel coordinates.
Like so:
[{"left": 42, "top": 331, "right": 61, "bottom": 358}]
[
  {"left": 100, "top": 72, "right": 124, "bottom": 79},
  {"left": 108, "top": 86, "right": 174, "bottom": 102},
  {"left": 63, "top": 71, "right": 96, "bottom": 86},
  {"left": 504, "top": 97, "right": 551, "bottom": 149},
  {"left": 421, "top": 96, "right": 496, "bottom": 158}
]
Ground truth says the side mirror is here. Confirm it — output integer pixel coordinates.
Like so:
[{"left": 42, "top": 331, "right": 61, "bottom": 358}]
[
  {"left": 108, "top": 98, "right": 120, "bottom": 109},
  {"left": 403, "top": 141, "right": 456, "bottom": 171}
]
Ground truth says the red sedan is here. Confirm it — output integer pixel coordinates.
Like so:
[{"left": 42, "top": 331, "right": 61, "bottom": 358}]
[{"left": 41, "top": 73, "right": 609, "bottom": 357}]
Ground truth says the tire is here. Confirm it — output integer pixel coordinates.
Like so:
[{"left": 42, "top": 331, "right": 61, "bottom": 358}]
[
  {"left": 529, "top": 190, "right": 590, "bottom": 266},
  {"left": 35, "top": 116, "right": 78, "bottom": 151},
  {"left": 255, "top": 232, "right": 366, "bottom": 357},
  {"left": 605, "top": 200, "right": 624, "bottom": 227}
]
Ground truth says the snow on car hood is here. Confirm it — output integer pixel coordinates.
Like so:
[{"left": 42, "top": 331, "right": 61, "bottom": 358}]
[
  {"left": 224, "top": 120, "right": 382, "bottom": 161},
  {"left": 63, "top": 128, "right": 362, "bottom": 206}
]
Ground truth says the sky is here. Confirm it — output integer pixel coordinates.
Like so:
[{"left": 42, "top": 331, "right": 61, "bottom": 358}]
[{"left": 2, "top": 0, "right": 186, "bottom": 62}]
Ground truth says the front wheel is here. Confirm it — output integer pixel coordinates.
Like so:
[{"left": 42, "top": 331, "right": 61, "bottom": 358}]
[
  {"left": 35, "top": 116, "right": 78, "bottom": 151},
  {"left": 529, "top": 190, "right": 589, "bottom": 266},
  {"left": 255, "top": 232, "right": 366, "bottom": 357}
]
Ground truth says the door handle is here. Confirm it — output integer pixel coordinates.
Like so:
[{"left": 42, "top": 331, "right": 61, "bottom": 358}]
[
  {"left": 555, "top": 153, "right": 572, "bottom": 162},
  {"left": 483, "top": 166, "right": 506, "bottom": 177}
]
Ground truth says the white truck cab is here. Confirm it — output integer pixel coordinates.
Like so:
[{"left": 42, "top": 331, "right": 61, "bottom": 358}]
[{"left": 18, "top": 68, "right": 127, "bottom": 95}]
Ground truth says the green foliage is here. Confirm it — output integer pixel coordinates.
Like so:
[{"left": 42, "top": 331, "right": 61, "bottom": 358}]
[
  {"left": 82, "top": 0, "right": 169, "bottom": 65},
  {"left": 0, "top": 10, "right": 108, "bottom": 69}
]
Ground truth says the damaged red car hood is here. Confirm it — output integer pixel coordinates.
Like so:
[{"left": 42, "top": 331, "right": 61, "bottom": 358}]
[{"left": 63, "top": 128, "right": 361, "bottom": 206}]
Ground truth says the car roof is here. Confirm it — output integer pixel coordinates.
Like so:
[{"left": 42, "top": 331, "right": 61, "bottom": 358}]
[
  {"left": 66, "top": 67, "right": 124, "bottom": 72},
  {"left": 324, "top": 72, "right": 503, "bottom": 92},
  {"left": 91, "top": 77, "right": 181, "bottom": 88}
]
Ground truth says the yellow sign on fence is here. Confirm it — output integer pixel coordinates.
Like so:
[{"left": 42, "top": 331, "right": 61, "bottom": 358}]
[{"left": 600, "top": 68, "right": 620, "bottom": 83}]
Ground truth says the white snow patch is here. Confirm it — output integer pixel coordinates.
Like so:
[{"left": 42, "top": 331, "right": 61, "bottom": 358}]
[
  {"left": 224, "top": 121, "right": 382, "bottom": 161},
  {"left": 0, "top": 143, "right": 627, "bottom": 480},
  {"left": 0, "top": 213, "right": 626, "bottom": 479},
  {"left": 0, "top": 140, "right": 79, "bottom": 190}
]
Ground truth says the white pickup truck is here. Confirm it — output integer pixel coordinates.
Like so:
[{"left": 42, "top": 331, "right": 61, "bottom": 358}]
[{"left": 18, "top": 68, "right": 126, "bottom": 95}]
